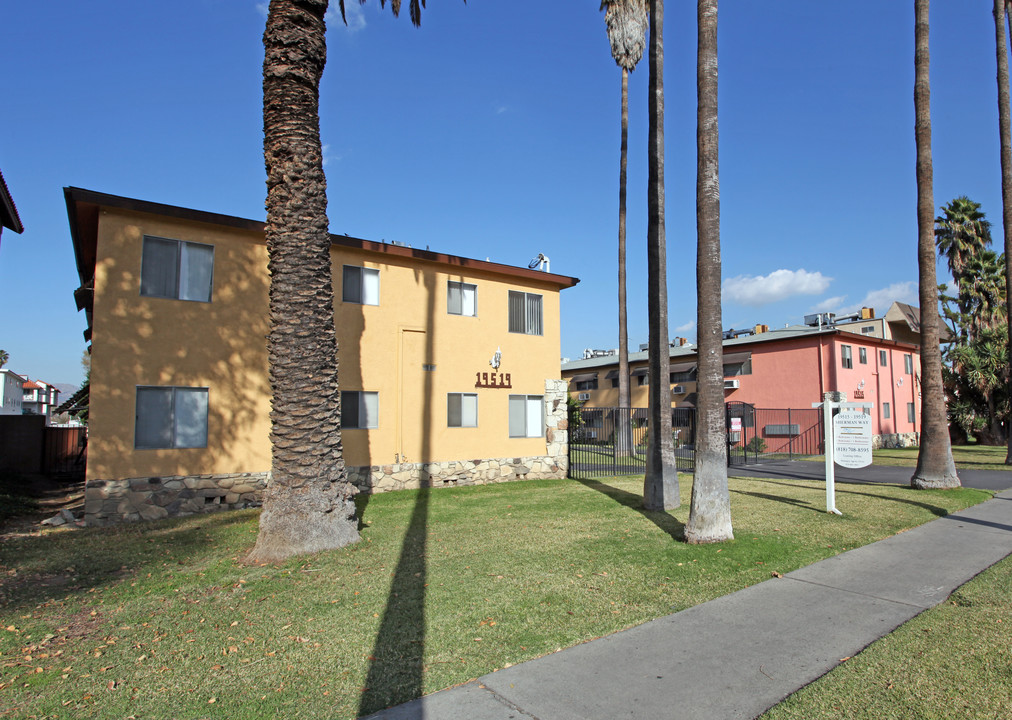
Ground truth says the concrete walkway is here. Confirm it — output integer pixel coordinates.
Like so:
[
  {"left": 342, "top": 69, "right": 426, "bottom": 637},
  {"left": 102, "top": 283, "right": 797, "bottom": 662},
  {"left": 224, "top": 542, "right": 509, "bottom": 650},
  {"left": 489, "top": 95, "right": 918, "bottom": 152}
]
[{"left": 363, "top": 478, "right": 1012, "bottom": 720}]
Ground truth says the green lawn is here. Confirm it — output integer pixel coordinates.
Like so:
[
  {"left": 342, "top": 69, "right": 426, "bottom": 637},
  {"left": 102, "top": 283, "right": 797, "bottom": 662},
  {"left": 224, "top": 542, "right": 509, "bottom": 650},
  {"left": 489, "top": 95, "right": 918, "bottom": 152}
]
[
  {"left": 762, "top": 550, "right": 1012, "bottom": 719},
  {"left": 871, "top": 443, "right": 1012, "bottom": 471},
  {"left": 0, "top": 476, "right": 990, "bottom": 719}
]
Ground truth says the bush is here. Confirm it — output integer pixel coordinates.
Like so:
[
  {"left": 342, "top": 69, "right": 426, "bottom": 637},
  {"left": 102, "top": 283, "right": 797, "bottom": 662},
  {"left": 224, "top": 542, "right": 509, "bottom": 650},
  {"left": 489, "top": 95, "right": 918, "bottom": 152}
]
[{"left": 745, "top": 436, "right": 767, "bottom": 454}]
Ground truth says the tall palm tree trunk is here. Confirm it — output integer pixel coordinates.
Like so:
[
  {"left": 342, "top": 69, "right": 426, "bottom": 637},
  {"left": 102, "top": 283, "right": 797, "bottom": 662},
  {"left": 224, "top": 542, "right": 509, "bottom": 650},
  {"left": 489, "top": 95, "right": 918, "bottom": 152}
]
[
  {"left": 643, "top": 0, "right": 679, "bottom": 510},
  {"left": 996, "top": 0, "right": 1012, "bottom": 464},
  {"left": 686, "top": 0, "right": 731, "bottom": 542},
  {"left": 911, "top": 0, "right": 960, "bottom": 489},
  {"left": 248, "top": 0, "right": 360, "bottom": 563},
  {"left": 617, "top": 67, "right": 634, "bottom": 455}
]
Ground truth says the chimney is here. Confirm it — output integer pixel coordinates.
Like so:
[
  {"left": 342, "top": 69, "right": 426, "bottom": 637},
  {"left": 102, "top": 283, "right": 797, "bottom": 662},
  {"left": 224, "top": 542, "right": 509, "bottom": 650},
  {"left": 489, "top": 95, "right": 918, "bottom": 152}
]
[
  {"left": 860, "top": 307, "right": 875, "bottom": 319},
  {"left": 753, "top": 324, "right": 769, "bottom": 334}
]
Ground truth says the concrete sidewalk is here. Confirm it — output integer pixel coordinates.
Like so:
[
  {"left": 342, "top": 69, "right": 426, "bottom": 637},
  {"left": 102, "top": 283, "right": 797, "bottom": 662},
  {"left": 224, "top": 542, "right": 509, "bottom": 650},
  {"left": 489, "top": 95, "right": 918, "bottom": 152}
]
[{"left": 363, "top": 488, "right": 1012, "bottom": 720}]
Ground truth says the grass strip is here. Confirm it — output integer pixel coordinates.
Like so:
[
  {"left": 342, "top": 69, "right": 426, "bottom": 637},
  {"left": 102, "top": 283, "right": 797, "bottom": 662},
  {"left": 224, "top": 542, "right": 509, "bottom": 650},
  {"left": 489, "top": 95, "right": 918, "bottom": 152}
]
[
  {"left": 0, "top": 475, "right": 989, "bottom": 719},
  {"left": 762, "top": 548, "right": 1012, "bottom": 719}
]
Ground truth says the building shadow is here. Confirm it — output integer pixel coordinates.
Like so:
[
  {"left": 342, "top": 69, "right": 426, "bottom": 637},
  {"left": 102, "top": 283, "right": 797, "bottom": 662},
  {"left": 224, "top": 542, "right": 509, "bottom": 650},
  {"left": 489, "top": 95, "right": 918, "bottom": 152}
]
[
  {"left": 571, "top": 476, "right": 684, "bottom": 541},
  {"left": 735, "top": 477, "right": 951, "bottom": 518}
]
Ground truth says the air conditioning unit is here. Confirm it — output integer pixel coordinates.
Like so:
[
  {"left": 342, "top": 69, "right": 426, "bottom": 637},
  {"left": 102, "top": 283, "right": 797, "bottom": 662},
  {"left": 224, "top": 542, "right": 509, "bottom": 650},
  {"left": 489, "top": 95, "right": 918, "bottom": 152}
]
[
  {"left": 671, "top": 385, "right": 685, "bottom": 395},
  {"left": 578, "top": 393, "right": 590, "bottom": 401},
  {"left": 724, "top": 379, "right": 740, "bottom": 390}
]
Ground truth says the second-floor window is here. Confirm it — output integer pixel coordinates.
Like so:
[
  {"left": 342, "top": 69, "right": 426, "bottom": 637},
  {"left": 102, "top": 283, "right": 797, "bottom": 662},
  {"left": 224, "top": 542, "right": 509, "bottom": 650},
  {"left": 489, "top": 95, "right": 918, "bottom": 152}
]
[
  {"left": 343, "top": 266, "right": 379, "bottom": 305},
  {"left": 859, "top": 347, "right": 867, "bottom": 364},
  {"left": 904, "top": 354, "right": 913, "bottom": 374},
  {"left": 575, "top": 378, "right": 598, "bottom": 391},
  {"left": 447, "top": 281, "right": 477, "bottom": 316},
  {"left": 141, "top": 236, "right": 214, "bottom": 302},
  {"left": 508, "top": 291, "right": 543, "bottom": 335},
  {"left": 841, "top": 345, "right": 853, "bottom": 369},
  {"left": 880, "top": 350, "right": 888, "bottom": 366}
]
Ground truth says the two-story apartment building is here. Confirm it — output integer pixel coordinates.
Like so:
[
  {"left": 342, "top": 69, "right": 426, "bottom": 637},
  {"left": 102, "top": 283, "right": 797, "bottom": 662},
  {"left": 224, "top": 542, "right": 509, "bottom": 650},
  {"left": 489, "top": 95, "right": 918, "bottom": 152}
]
[
  {"left": 0, "top": 369, "right": 25, "bottom": 415},
  {"left": 563, "top": 319, "right": 926, "bottom": 449},
  {"left": 66, "top": 188, "right": 578, "bottom": 525},
  {"left": 22, "top": 378, "right": 61, "bottom": 422}
]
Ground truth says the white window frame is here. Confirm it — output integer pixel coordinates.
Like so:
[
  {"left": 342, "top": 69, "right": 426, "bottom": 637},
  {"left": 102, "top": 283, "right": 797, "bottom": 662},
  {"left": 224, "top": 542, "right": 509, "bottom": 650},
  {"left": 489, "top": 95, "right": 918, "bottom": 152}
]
[
  {"left": 508, "top": 394, "right": 544, "bottom": 438},
  {"left": 883, "top": 402, "right": 891, "bottom": 419},
  {"left": 447, "top": 281, "right": 477, "bottom": 317},
  {"left": 140, "top": 236, "right": 214, "bottom": 302},
  {"left": 907, "top": 402, "right": 916, "bottom": 423},
  {"left": 342, "top": 265, "right": 380, "bottom": 306},
  {"left": 508, "top": 291, "right": 543, "bottom": 335},
  {"left": 447, "top": 392, "right": 478, "bottom": 428},
  {"left": 841, "top": 345, "right": 853, "bottom": 369},
  {"left": 135, "top": 386, "right": 209, "bottom": 449},
  {"left": 341, "top": 391, "right": 379, "bottom": 429},
  {"left": 879, "top": 350, "right": 888, "bottom": 366},
  {"left": 859, "top": 347, "right": 867, "bottom": 365},
  {"left": 904, "top": 354, "right": 913, "bottom": 374}
]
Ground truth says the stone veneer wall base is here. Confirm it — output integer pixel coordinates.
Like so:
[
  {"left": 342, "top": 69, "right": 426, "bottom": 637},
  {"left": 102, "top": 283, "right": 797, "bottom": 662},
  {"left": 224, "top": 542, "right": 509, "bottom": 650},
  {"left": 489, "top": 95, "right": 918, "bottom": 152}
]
[
  {"left": 872, "top": 432, "right": 920, "bottom": 449},
  {"left": 84, "top": 378, "right": 571, "bottom": 526}
]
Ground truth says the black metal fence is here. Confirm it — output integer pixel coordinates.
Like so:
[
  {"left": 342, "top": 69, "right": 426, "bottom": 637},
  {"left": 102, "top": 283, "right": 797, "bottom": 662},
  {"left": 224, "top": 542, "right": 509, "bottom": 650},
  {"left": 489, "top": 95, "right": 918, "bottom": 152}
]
[{"left": 569, "top": 404, "right": 823, "bottom": 478}]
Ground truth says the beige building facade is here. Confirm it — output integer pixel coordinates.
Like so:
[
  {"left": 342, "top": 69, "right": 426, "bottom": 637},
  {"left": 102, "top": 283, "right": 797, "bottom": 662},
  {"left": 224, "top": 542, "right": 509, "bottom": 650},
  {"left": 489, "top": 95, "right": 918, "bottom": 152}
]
[{"left": 66, "top": 188, "right": 578, "bottom": 525}]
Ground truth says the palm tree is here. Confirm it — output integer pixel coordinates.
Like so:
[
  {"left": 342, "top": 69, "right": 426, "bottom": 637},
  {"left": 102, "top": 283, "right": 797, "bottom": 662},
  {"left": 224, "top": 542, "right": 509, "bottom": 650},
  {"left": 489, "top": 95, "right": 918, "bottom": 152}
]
[
  {"left": 935, "top": 196, "right": 993, "bottom": 329},
  {"left": 911, "top": 0, "right": 960, "bottom": 490},
  {"left": 643, "top": 0, "right": 679, "bottom": 510},
  {"left": 685, "top": 0, "right": 731, "bottom": 542},
  {"left": 0, "top": 349, "right": 8, "bottom": 368},
  {"left": 601, "top": 0, "right": 647, "bottom": 456},
  {"left": 994, "top": 0, "right": 1012, "bottom": 463},
  {"left": 248, "top": 0, "right": 427, "bottom": 563}
]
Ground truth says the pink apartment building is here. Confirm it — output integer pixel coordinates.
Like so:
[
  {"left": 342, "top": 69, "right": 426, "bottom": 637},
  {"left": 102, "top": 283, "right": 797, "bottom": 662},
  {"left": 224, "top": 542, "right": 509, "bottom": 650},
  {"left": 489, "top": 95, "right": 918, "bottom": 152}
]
[{"left": 563, "top": 306, "right": 929, "bottom": 448}]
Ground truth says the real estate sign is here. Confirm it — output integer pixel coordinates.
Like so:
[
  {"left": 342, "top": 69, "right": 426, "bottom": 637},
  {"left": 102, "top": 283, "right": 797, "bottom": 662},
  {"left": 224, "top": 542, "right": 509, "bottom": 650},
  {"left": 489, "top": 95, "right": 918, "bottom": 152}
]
[{"left": 833, "top": 411, "right": 873, "bottom": 469}]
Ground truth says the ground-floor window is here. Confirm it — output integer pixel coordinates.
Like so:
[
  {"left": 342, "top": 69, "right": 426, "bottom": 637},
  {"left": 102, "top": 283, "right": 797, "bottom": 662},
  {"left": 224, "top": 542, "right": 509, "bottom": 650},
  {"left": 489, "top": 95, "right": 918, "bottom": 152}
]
[
  {"left": 342, "top": 391, "right": 379, "bottom": 429},
  {"left": 907, "top": 402, "right": 915, "bottom": 423},
  {"left": 509, "top": 395, "right": 544, "bottom": 438},
  {"left": 883, "top": 402, "right": 890, "bottom": 419},
  {"left": 135, "top": 386, "right": 208, "bottom": 449},
  {"left": 448, "top": 392, "right": 478, "bottom": 427}
]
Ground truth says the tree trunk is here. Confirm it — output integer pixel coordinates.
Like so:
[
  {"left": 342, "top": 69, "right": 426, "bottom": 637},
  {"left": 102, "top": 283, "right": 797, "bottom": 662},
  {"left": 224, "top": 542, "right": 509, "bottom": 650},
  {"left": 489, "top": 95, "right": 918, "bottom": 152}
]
[
  {"left": 686, "top": 0, "right": 731, "bottom": 543},
  {"left": 643, "top": 0, "right": 679, "bottom": 510},
  {"left": 617, "top": 67, "right": 634, "bottom": 456},
  {"left": 997, "top": 0, "right": 1012, "bottom": 464},
  {"left": 247, "top": 0, "right": 361, "bottom": 563},
  {"left": 911, "top": 0, "right": 960, "bottom": 489}
]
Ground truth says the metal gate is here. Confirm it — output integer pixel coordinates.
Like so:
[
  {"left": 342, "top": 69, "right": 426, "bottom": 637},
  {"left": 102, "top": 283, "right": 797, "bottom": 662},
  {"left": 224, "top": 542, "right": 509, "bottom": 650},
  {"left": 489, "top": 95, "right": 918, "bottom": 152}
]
[{"left": 569, "top": 404, "right": 823, "bottom": 478}]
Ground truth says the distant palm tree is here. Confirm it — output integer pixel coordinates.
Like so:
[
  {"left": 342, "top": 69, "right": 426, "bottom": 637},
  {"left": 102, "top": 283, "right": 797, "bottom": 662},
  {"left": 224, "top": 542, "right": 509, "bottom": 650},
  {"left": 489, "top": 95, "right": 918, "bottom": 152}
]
[
  {"left": 994, "top": 0, "right": 1012, "bottom": 463},
  {"left": 911, "top": 0, "right": 960, "bottom": 489},
  {"left": 935, "top": 196, "right": 993, "bottom": 320},
  {"left": 0, "top": 349, "right": 8, "bottom": 369},
  {"left": 601, "top": 0, "right": 647, "bottom": 455},
  {"left": 685, "top": 0, "right": 731, "bottom": 543},
  {"left": 643, "top": 0, "right": 679, "bottom": 510}
]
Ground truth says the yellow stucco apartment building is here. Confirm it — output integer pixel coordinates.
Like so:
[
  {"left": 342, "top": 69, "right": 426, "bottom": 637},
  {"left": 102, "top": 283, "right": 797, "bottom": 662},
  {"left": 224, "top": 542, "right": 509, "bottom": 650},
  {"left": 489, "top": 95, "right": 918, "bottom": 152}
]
[{"left": 65, "top": 188, "right": 579, "bottom": 525}]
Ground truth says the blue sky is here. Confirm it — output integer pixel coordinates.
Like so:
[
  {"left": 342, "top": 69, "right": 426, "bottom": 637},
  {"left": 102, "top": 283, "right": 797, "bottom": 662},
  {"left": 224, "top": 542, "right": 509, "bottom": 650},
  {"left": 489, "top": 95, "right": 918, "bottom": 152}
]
[{"left": 0, "top": 1, "right": 1006, "bottom": 387}]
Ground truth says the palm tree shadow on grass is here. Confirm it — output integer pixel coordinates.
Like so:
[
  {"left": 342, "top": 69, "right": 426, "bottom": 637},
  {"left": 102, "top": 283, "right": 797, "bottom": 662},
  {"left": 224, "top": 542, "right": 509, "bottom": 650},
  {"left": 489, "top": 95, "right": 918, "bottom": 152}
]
[
  {"left": 735, "top": 478, "right": 952, "bottom": 518},
  {"left": 572, "top": 477, "right": 684, "bottom": 540}
]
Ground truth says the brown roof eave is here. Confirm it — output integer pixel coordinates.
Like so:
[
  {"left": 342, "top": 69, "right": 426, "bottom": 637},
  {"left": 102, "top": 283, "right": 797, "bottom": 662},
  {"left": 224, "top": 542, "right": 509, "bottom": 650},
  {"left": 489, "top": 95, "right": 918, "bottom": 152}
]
[
  {"left": 63, "top": 187, "right": 581, "bottom": 291},
  {"left": 0, "top": 169, "right": 24, "bottom": 234}
]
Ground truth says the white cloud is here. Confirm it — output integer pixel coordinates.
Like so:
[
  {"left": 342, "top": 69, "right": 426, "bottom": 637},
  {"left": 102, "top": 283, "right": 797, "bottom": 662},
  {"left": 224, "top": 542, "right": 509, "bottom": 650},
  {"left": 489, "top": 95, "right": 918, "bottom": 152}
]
[
  {"left": 808, "top": 295, "right": 848, "bottom": 313},
  {"left": 858, "top": 281, "right": 918, "bottom": 313},
  {"left": 255, "top": 2, "right": 268, "bottom": 18},
  {"left": 674, "top": 320, "right": 696, "bottom": 333},
  {"left": 723, "top": 269, "right": 832, "bottom": 307}
]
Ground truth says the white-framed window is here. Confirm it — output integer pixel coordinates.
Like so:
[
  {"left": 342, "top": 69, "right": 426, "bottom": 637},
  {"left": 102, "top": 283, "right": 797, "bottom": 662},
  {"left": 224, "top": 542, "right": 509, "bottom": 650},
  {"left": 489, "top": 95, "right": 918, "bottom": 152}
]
[
  {"left": 508, "top": 291, "right": 543, "bottom": 335},
  {"left": 904, "top": 354, "right": 913, "bottom": 374},
  {"left": 342, "top": 266, "right": 379, "bottom": 305},
  {"left": 907, "top": 402, "right": 915, "bottom": 423},
  {"left": 447, "top": 392, "right": 478, "bottom": 427},
  {"left": 135, "top": 386, "right": 208, "bottom": 449},
  {"left": 341, "top": 391, "right": 378, "bottom": 429},
  {"left": 879, "top": 350, "right": 888, "bottom": 366},
  {"left": 508, "top": 394, "right": 544, "bottom": 438},
  {"left": 883, "top": 402, "right": 891, "bottom": 419},
  {"left": 841, "top": 345, "right": 853, "bottom": 369},
  {"left": 861, "top": 325, "right": 876, "bottom": 334},
  {"left": 859, "top": 347, "right": 868, "bottom": 364},
  {"left": 141, "top": 236, "right": 214, "bottom": 302},
  {"left": 447, "top": 281, "right": 477, "bottom": 316}
]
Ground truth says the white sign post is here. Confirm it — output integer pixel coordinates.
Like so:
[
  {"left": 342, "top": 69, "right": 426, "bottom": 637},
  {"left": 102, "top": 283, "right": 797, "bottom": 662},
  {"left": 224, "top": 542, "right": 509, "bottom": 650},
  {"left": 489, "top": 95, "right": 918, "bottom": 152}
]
[{"left": 813, "top": 398, "right": 874, "bottom": 515}]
